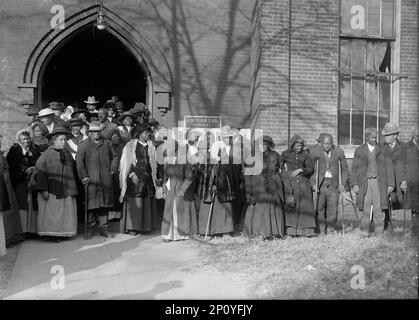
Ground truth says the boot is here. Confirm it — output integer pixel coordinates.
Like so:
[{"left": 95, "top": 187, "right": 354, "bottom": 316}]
[{"left": 99, "top": 225, "right": 115, "bottom": 238}]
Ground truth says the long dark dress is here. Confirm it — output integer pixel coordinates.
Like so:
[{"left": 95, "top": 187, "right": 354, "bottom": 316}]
[
  {"left": 196, "top": 152, "right": 236, "bottom": 236},
  {"left": 244, "top": 149, "right": 285, "bottom": 238},
  {"left": 108, "top": 142, "right": 124, "bottom": 222},
  {"left": 281, "top": 148, "right": 316, "bottom": 236},
  {"left": 161, "top": 162, "right": 197, "bottom": 241},
  {"left": 124, "top": 142, "right": 157, "bottom": 233},
  {"left": 6, "top": 143, "right": 41, "bottom": 234},
  {"left": 0, "top": 152, "right": 22, "bottom": 245}
]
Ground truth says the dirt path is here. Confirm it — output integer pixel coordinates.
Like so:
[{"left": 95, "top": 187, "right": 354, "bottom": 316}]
[{"left": 2, "top": 232, "right": 248, "bottom": 300}]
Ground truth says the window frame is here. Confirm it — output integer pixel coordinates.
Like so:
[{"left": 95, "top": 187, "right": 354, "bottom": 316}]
[{"left": 337, "top": 0, "right": 401, "bottom": 158}]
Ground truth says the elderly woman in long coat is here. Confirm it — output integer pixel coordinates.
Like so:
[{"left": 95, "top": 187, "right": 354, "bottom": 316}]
[
  {"left": 76, "top": 121, "right": 119, "bottom": 238},
  {"left": 30, "top": 127, "right": 78, "bottom": 241},
  {"left": 0, "top": 135, "right": 22, "bottom": 250},
  {"left": 6, "top": 130, "right": 41, "bottom": 236},
  {"left": 119, "top": 124, "right": 158, "bottom": 235},
  {"left": 244, "top": 136, "right": 285, "bottom": 239},
  {"left": 281, "top": 135, "right": 316, "bottom": 237}
]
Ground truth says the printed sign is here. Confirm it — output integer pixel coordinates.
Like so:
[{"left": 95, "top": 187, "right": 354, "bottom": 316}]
[{"left": 184, "top": 116, "right": 222, "bottom": 129}]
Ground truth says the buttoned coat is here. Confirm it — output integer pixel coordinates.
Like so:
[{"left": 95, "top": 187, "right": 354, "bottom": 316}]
[
  {"left": 351, "top": 144, "right": 395, "bottom": 210},
  {"left": 76, "top": 138, "right": 119, "bottom": 210}
]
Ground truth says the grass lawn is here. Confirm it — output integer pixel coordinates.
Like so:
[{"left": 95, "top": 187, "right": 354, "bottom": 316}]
[{"left": 195, "top": 209, "right": 418, "bottom": 299}]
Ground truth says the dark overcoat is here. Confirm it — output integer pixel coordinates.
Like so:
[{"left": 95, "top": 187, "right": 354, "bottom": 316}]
[
  {"left": 309, "top": 145, "right": 349, "bottom": 189},
  {"left": 351, "top": 144, "right": 395, "bottom": 210},
  {"left": 382, "top": 139, "right": 407, "bottom": 208},
  {"left": 76, "top": 138, "right": 118, "bottom": 210},
  {"left": 281, "top": 149, "right": 316, "bottom": 229},
  {"left": 406, "top": 139, "right": 419, "bottom": 211}
]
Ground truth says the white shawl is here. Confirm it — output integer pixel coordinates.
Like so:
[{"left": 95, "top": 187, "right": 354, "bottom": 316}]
[{"left": 119, "top": 139, "right": 158, "bottom": 203}]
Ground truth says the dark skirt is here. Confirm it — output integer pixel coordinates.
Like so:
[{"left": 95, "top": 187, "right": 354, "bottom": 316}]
[
  {"left": 122, "top": 196, "right": 157, "bottom": 232},
  {"left": 283, "top": 175, "right": 316, "bottom": 235},
  {"left": 198, "top": 198, "right": 234, "bottom": 235},
  {"left": 244, "top": 202, "right": 284, "bottom": 238}
]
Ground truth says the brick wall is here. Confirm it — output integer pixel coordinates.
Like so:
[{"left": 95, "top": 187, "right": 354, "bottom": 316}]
[
  {"left": 399, "top": 0, "right": 419, "bottom": 142},
  {"left": 0, "top": 0, "right": 253, "bottom": 149}
]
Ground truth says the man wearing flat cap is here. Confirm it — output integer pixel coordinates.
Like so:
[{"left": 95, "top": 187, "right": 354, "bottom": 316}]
[{"left": 381, "top": 122, "right": 407, "bottom": 214}]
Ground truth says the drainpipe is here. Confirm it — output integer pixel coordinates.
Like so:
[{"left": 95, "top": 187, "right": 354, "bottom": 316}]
[{"left": 287, "top": 0, "right": 292, "bottom": 145}]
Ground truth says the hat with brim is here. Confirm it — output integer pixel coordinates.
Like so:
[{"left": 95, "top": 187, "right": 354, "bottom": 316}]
[
  {"left": 46, "top": 126, "right": 72, "bottom": 140},
  {"left": 69, "top": 118, "right": 85, "bottom": 127},
  {"left": 88, "top": 121, "right": 104, "bottom": 132},
  {"left": 49, "top": 101, "right": 65, "bottom": 110},
  {"left": 130, "top": 102, "right": 147, "bottom": 116},
  {"left": 148, "top": 117, "right": 159, "bottom": 126},
  {"left": 27, "top": 105, "right": 40, "bottom": 116},
  {"left": 117, "top": 111, "right": 135, "bottom": 122},
  {"left": 262, "top": 135, "right": 275, "bottom": 148},
  {"left": 84, "top": 96, "right": 100, "bottom": 104},
  {"left": 71, "top": 109, "right": 90, "bottom": 119},
  {"left": 381, "top": 122, "right": 399, "bottom": 136},
  {"left": 89, "top": 110, "right": 99, "bottom": 119},
  {"left": 38, "top": 108, "right": 55, "bottom": 118},
  {"left": 317, "top": 133, "right": 328, "bottom": 142},
  {"left": 219, "top": 125, "right": 234, "bottom": 137}
]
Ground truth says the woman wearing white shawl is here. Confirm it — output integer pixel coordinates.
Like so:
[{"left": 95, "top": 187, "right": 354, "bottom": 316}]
[{"left": 119, "top": 124, "right": 158, "bottom": 235}]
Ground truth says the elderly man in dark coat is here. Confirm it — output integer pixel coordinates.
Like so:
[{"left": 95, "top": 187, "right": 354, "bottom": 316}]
[
  {"left": 97, "top": 107, "right": 118, "bottom": 140},
  {"left": 76, "top": 121, "right": 119, "bottom": 238},
  {"left": 310, "top": 133, "right": 349, "bottom": 234},
  {"left": 381, "top": 122, "right": 407, "bottom": 212},
  {"left": 351, "top": 128, "right": 395, "bottom": 237},
  {"left": 406, "top": 125, "right": 419, "bottom": 235}
]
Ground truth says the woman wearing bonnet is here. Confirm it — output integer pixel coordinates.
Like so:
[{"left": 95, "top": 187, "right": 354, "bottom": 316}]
[{"left": 6, "top": 130, "right": 41, "bottom": 237}]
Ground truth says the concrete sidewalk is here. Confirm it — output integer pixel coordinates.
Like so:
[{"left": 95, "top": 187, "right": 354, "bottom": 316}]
[{"left": 4, "top": 232, "right": 247, "bottom": 300}]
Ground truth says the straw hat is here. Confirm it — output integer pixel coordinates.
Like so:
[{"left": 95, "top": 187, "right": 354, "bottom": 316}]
[
  {"left": 38, "top": 108, "right": 55, "bottom": 118},
  {"left": 219, "top": 125, "right": 234, "bottom": 137},
  {"left": 88, "top": 121, "right": 104, "bottom": 132},
  {"left": 84, "top": 96, "right": 100, "bottom": 104}
]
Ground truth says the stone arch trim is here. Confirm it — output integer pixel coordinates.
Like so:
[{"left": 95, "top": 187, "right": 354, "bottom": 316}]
[{"left": 19, "top": 4, "right": 172, "bottom": 112}]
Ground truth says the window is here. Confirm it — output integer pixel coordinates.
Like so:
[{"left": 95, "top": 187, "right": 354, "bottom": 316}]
[{"left": 338, "top": 0, "right": 397, "bottom": 146}]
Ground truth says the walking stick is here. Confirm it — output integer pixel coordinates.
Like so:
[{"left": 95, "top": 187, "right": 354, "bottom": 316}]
[
  {"left": 314, "top": 159, "right": 319, "bottom": 212},
  {"left": 339, "top": 159, "right": 345, "bottom": 235},
  {"left": 204, "top": 191, "right": 216, "bottom": 241},
  {"left": 84, "top": 182, "right": 88, "bottom": 240},
  {"left": 369, "top": 204, "right": 373, "bottom": 234},
  {"left": 388, "top": 194, "right": 393, "bottom": 234},
  {"left": 403, "top": 191, "right": 407, "bottom": 233},
  {"left": 27, "top": 186, "right": 32, "bottom": 233}
]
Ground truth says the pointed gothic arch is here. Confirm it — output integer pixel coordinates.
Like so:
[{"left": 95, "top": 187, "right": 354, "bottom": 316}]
[{"left": 18, "top": 4, "right": 172, "bottom": 114}]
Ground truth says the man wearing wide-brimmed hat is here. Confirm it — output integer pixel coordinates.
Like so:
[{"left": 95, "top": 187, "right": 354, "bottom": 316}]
[
  {"left": 351, "top": 128, "right": 395, "bottom": 237},
  {"left": 117, "top": 111, "right": 135, "bottom": 145},
  {"left": 381, "top": 122, "right": 407, "bottom": 214},
  {"left": 84, "top": 96, "right": 100, "bottom": 112},
  {"left": 26, "top": 105, "right": 40, "bottom": 127},
  {"left": 65, "top": 118, "right": 87, "bottom": 160},
  {"left": 49, "top": 101, "right": 65, "bottom": 118},
  {"left": 38, "top": 108, "right": 57, "bottom": 134},
  {"left": 76, "top": 121, "right": 119, "bottom": 238}
]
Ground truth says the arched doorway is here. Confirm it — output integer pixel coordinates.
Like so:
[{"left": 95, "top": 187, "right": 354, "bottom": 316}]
[
  {"left": 39, "top": 25, "right": 147, "bottom": 109},
  {"left": 19, "top": 5, "right": 173, "bottom": 118}
]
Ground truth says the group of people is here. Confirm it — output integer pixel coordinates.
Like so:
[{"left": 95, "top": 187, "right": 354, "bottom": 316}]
[{"left": 1, "top": 95, "right": 418, "bottom": 255}]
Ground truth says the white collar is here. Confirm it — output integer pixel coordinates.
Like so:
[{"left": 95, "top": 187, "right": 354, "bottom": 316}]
[
  {"left": 367, "top": 143, "right": 375, "bottom": 152},
  {"left": 46, "top": 122, "right": 54, "bottom": 133}
]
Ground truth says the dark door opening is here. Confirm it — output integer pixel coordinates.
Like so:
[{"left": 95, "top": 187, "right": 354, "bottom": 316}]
[{"left": 39, "top": 25, "right": 147, "bottom": 110}]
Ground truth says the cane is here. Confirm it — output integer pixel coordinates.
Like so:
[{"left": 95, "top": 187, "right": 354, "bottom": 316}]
[
  {"left": 338, "top": 159, "right": 345, "bottom": 235},
  {"left": 369, "top": 204, "right": 373, "bottom": 234},
  {"left": 388, "top": 194, "right": 393, "bottom": 234},
  {"left": 27, "top": 186, "right": 33, "bottom": 233},
  {"left": 403, "top": 191, "right": 407, "bottom": 233},
  {"left": 83, "top": 182, "right": 88, "bottom": 240},
  {"left": 204, "top": 191, "right": 216, "bottom": 241}
]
